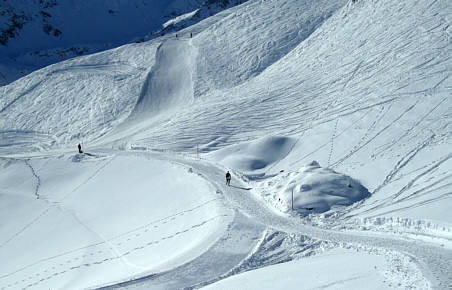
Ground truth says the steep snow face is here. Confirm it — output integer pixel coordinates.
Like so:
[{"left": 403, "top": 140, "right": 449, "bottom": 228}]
[
  {"left": 0, "top": 42, "right": 156, "bottom": 149},
  {"left": 0, "top": 0, "right": 347, "bottom": 148},
  {"left": 131, "top": 39, "right": 197, "bottom": 120},
  {"left": 112, "top": 0, "right": 349, "bottom": 149},
  {"left": 192, "top": 0, "right": 347, "bottom": 96}
]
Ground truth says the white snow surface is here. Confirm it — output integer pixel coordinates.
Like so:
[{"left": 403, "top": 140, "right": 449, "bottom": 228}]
[
  {"left": 0, "top": 154, "right": 229, "bottom": 289},
  {"left": 208, "top": 136, "right": 297, "bottom": 174},
  {"left": 1, "top": 0, "right": 452, "bottom": 289},
  {"left": 201, "top": 247, "right": 427, "bottom": 290},
  {"left": 265, "top": 161, "right": 370, "bottom": 214}
]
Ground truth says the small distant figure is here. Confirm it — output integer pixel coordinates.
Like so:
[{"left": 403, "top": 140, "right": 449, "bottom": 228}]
[
  {"left": 226, "top": 171, "right": 231, "bottom": 186},
  {"left": 176, "top": 33, "right": 178, "bottom": 39},
  {"left": 78, "top": 143, "right": 83, "bottom": 154},
  {"left": 190, "top": 32, "right": 192, "bottom": 38}
]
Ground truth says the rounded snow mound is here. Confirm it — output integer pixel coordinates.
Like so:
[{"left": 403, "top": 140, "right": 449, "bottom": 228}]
[
  {"left": 209, "top": 136, "right": 296, "bottom": 173},
  {"left": 261, "top": 161, "right": 370, "bottom": 214}
]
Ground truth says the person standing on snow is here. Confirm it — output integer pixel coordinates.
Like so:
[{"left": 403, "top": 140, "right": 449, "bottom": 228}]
[
  {"left": 78, "top": 143, "right": 83, "bottom": 154},
  {"left": 226, "top": 171, "right": 231, "bottom": 186}
]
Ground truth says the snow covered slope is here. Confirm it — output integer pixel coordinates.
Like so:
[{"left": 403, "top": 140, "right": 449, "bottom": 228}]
[
  {"left": 0, "top": 0, "right": 246, "bottom": 85},
  {"left": 0, "top": 154, "right": 230, "bottom": 289},
  {"left": 1, "top": 0, "right": 451, "bottom": 288}
]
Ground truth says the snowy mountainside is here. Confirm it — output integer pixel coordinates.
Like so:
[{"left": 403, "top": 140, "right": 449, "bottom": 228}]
[
  {"left": 0, "top": 0, "right": 246, "bottom": 85},
  {"left": 0, "top": 0, "right": 450, "bottom": 223},
  {"left": 1, "top": 0, "right": 452, "bottom": 289},
  {"left": 0, "top": 0, "right": 346, "bottom": 148},
  {"left": 122, "top": 0, "right": 451, "bottom": 227}
]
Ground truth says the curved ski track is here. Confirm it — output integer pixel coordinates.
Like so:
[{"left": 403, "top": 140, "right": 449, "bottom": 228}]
[{"left": 99, "top": 151, "right": 452, "bottom": 290}]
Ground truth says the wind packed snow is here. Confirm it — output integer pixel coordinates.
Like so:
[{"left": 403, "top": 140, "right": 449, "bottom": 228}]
[{"left": 1, "top": 0, "right": 451, "bottom": 289}]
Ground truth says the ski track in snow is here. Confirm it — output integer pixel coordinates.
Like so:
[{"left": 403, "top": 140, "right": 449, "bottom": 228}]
[
  {"left": 0, "top": 0, "right": 451, "bottom": 288},
  {"left": 1, "top": 146, "right": 451, "bottom": 289},
  {"left": 84, "top": 151, "right": 451, "bottom": 289},
  {"left": 0, "top": 192, "right": 228, "bottom": 290}
]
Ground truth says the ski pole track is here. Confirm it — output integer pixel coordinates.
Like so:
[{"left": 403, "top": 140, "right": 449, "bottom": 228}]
[
  {"left": 59, "top": 154, "right": 116, "bottom": 202},
  {"left": 391, "top": 153, "right": 451, "bottom": 201},
  {"left": 0, "top": 197, "right": 224, "bottom": 280},
  {"left": 189, "top": 230, "right": 336, "bottom": 290},
  {"left": 345, "top": 140, "right": 446, "bottom": 218},
  {"left": 163, "top": 153, "right": 452, "bottom": 289},
  {"left": 3, "top": 150, "right": 452, "bottom": 289},
  {"left": 98, "top": 212, "right": 263, "bottom": 290},
  {"left": 261, "top": 96, "right": 323, "bottom": 175},
  {"left": 372, "top": 133, "right": 438, "bottom": 197},
  {"left": 289, "top": 111, "right": 364, "bottom": 167},
  {"left": 0, "top": 155, "right": 117, "bottom": 252},
  {"left": 364, "top": 191, "right": 452, "bottom": 221},
  {"left": 327, "top": 118, "right": 339, "bottom": 168},
  {"left": 0, "top": 207, "right": 52, "bottom": 251},
  {"left": 0, "top": 214, "right": 228, "bottom": 290},
  {"left": 358, "top": 103, "right": 391, "bottom": 157},
  {"left": 396, "top": 176, "right": 452, "bottom": 205},
  {"left": 0, "top": 158, "right": 51, "bottom": 250},
  {"left": 374, "top": 97, "right": 448, "bottom": 156},
  {"left": 330, "top": 98, "right": 420, "bottom": 169}
]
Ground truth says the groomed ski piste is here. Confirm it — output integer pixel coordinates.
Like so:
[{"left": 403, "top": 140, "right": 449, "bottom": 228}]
[{"left": 1, "top": 0, "right": 451, "bottom": 289}]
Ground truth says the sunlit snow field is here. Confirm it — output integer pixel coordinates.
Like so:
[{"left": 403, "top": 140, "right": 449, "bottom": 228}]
[{"left": 1, "top": 0, "right": 451, "bottom": 289}]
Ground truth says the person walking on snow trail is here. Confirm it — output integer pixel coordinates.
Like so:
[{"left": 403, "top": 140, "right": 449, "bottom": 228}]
[
  {"left": 226, "top": 171, "right": 231, "bottom": 186},
  {"left": 78, "top": 143, "right": 83, "bottom": 154}
]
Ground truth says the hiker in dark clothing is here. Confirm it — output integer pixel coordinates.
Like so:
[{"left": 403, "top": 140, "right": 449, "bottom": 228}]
[
  {"left": 78, "top": 143, "right": 83, "bottom": 154},
  {"left": 226, "top": 171, "right": 231, "bottom": 186}
]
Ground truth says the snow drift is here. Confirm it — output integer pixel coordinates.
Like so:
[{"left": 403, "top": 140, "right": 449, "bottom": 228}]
[
  {"left": 267, "top": 161, "right": 369, "bottom": 214},
  {"left": 209, "top": 136, "right": 297, "bottom": 174}
]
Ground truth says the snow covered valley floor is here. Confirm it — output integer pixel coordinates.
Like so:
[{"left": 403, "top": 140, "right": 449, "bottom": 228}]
[
  {"left": 2, "top": 151, "right": 449, "bottom": 290},
  {"left": 1, "top": 0, "right": 452, "bottom": 289}
]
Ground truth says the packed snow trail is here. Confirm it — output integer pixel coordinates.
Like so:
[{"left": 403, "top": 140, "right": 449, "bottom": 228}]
[
  {"left": 99, "top": 212, "right": 265, "bottom": 290},
  {"left": 99, "top": 151, "right": 451, "bottom": 289},
  {"left": 0, "top": 0, "right": 450, "bottom": 288}
]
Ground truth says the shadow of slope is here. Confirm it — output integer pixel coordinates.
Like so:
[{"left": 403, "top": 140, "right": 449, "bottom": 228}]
[
  {"left": 230, "top": 185, "right": 252, "bottom": 191},
  {"left": 127, "top": 39, "right": 197, "bottom": 123}
]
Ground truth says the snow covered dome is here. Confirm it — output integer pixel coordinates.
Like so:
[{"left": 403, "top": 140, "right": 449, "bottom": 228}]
[{"left": 264, "top": 161, "right": 370, "bottom": 214}]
